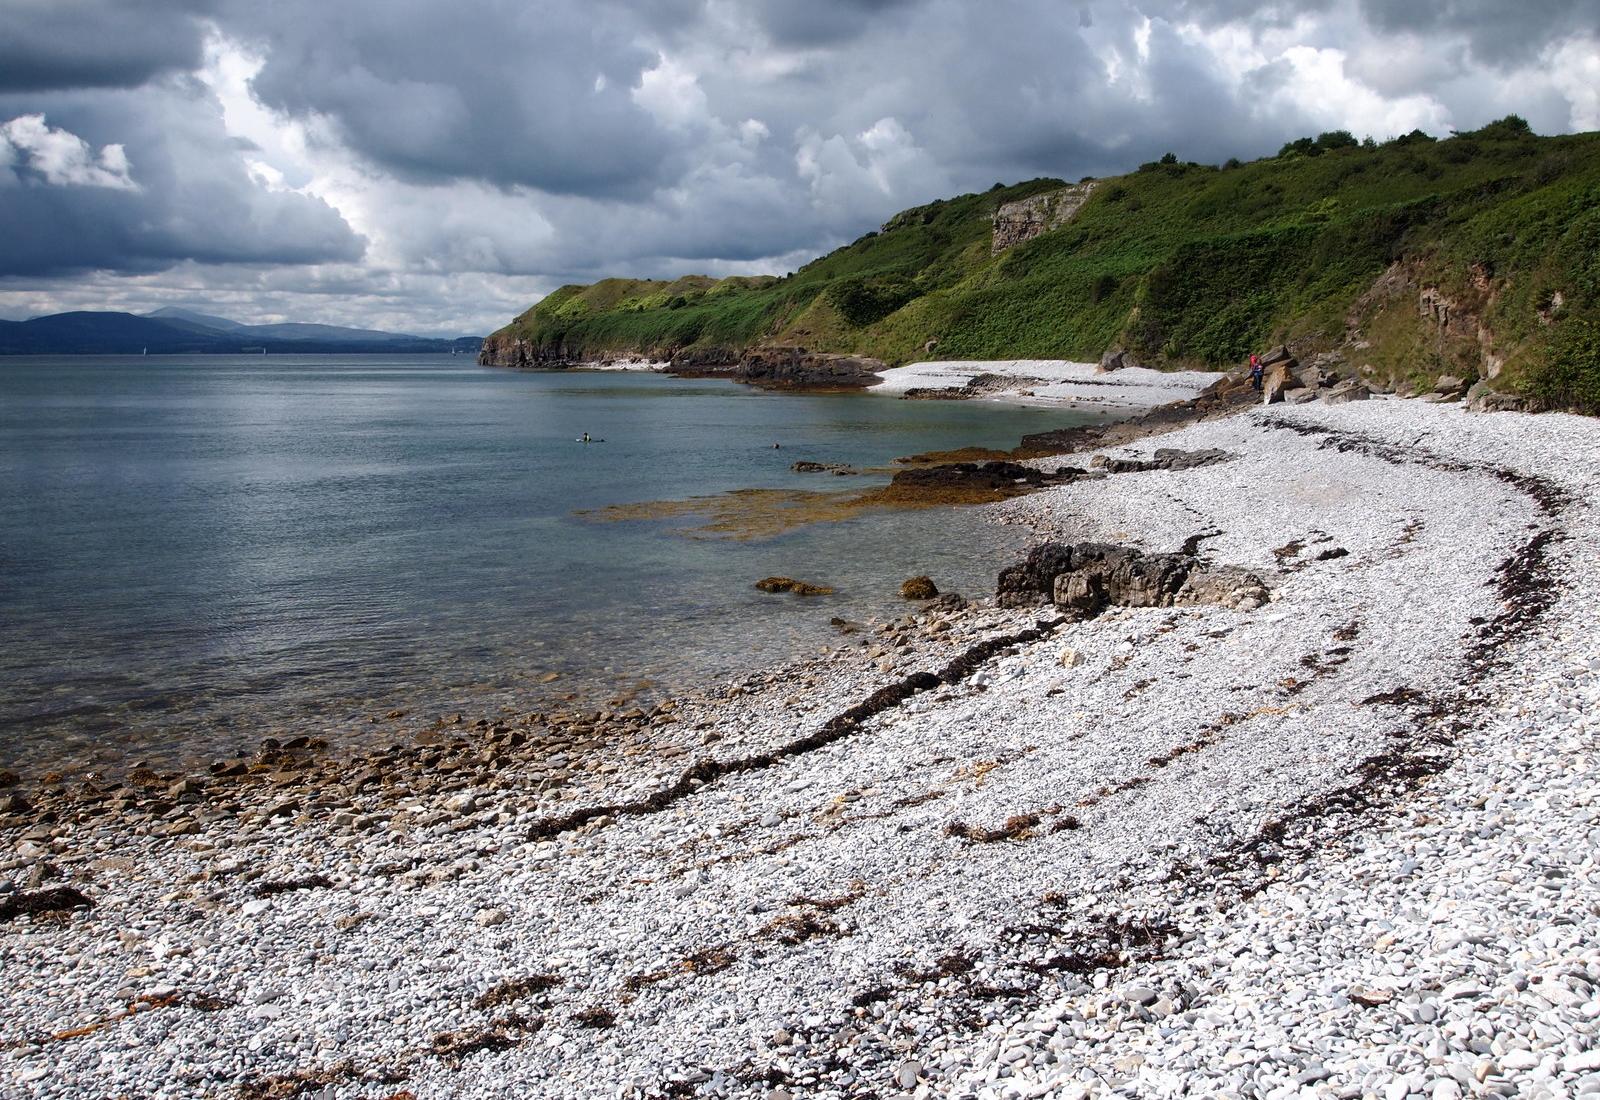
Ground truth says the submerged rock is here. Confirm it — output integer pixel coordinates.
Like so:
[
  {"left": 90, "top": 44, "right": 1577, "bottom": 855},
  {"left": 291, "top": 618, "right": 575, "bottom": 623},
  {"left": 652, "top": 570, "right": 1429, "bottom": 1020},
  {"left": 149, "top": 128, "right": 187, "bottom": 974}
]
[{"left": 755, "top": 577, "right": 834, "bottom": 597}]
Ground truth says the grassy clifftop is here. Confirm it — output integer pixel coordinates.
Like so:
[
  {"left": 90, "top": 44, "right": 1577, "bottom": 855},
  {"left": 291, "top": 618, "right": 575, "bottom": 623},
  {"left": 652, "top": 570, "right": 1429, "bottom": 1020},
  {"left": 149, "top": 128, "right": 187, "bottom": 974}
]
[{"left": 485, "top": 119, "right": 1600, "bottom": 410}]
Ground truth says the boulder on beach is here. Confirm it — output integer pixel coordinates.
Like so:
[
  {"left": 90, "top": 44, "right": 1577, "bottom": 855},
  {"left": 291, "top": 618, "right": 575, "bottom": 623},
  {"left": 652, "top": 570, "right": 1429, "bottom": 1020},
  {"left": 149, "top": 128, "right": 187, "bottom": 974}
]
[
  {"left": 900, "top": 575, "right": 939, "bottom": 600},
  {"left": 1322, "top": 379, "right": 1371, "bottom": 405},
  {"left": 1263, "top": 362, "right": 1298, "bottom": 404},
  {"left": 998, "top": 540, "right": 1269, "bottom": 614}
]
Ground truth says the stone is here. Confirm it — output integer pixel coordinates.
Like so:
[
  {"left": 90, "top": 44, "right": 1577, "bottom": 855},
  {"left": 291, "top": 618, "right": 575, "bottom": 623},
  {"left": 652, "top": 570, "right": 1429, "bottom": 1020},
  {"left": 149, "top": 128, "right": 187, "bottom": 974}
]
[
  {"left": 0, "top": 886, "right": 92, "bottom": 922},
  {"left": 1098, "top": 347, "right": 1141, "bottom": 373},
  {"left": 1434, "top": 374, "right": 1469, "bottom": 395},
  {"left": 1002, "top": 541, "right": 1269, "bottom": 617},
  {"left": 755, "top": 577, "right": 834, "bottom": 597},
  {"left": 895, "top": 1060, "right": 923, "bottom": 1088},
  {"left": 900, "top": 576, "right": 939, "bottom": 600},
  {"left": 475, "top": 907, "right": 508, "bottom": 927},
  {"left": 1284, "top": 387, "right": 1319, "bottom": 405},
  {"left": 1263, "top": 364, "right": 1296, "bottom": 404},
  {"left": 1096, "top": 448, "right": 1231, "bottom": 474},
  {"left": 1119, "top": 984, "right": 1159, "bottom": 1006},
  {"left": 1468, "top": 388, "right": 1529, "bottom": 413},
  {"left": 1322, "top": 379, "right": 1371, "bottom": 405},
  {"left": 1059, "top": 648, "right": 1085, "bottom": 668}
]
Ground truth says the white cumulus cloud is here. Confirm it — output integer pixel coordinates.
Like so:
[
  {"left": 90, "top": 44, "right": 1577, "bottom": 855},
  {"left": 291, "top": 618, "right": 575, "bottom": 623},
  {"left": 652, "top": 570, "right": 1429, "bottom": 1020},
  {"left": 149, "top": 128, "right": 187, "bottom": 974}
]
[{"left": 0, "top": 113, "right": 137, "bottom": 189}]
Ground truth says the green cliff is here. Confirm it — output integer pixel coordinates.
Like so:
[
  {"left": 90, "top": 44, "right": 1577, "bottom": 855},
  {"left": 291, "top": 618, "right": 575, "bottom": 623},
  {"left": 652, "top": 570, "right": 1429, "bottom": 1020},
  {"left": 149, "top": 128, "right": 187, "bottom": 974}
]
[{"left": 483, "top": 119, "right": 1600, "bottom": 412}]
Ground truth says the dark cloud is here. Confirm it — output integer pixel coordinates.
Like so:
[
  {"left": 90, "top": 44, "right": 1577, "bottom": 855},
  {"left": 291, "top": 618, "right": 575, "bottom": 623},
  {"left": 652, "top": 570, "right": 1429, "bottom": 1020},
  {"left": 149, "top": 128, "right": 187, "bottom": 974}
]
[
  {"left": 227, "top": 0, "right": 681, "bottom": 197},
  {"left": 746, "top": 0, "right": 923, "bottom": 46},
  {"left": 0, "top": 88, "right": 363, "bottom": 277},
  {"left": 1356, "top": 0, "right": 1600, "bottom": 66},
  {"left": 0, "top": 0, "right": 1596, "bottom": 326},
  {"left": 0, "top": 0, "right": 215, "bottom": 92}
]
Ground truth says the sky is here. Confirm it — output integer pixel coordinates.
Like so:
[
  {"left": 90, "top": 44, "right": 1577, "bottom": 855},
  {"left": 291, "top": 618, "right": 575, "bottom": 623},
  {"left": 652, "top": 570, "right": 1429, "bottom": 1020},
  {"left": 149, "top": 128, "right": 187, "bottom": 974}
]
[{"left": 2, "top": 1, "right": 1598, "bottom": 337}]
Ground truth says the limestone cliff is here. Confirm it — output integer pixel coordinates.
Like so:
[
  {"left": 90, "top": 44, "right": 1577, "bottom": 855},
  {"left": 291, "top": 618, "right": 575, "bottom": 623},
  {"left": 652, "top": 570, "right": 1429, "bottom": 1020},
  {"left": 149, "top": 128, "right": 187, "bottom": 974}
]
[{"left": 991, "top": 182, "right": 1097, "bottom": 253}]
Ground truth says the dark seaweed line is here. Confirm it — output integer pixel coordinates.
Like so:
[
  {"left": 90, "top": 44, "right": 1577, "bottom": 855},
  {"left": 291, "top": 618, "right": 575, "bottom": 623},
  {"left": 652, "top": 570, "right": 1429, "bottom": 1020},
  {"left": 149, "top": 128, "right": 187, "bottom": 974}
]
[
  {"left": 1167, "top": 419, "right": 1570, "bottom": 902},
  {"left": 654, "top": 420, "right": 1576, "bottom": 1096},
  {"left": 525, "top": 619, "right": 1063, "bottom": 840}
]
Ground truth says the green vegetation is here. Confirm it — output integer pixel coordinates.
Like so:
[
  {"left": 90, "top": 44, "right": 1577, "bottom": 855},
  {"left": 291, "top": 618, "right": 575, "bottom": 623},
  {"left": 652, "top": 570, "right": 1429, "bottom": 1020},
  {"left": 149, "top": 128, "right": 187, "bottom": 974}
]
[{"left": 488, "top": 119, "right": 1600, "bottom": 411}]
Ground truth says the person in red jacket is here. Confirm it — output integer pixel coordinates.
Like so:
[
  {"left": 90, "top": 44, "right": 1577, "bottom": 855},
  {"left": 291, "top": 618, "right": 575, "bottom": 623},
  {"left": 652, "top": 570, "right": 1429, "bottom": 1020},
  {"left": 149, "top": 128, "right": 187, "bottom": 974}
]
[{"left": 1250, "top": 353, "right": 1264, "bottom": 392}]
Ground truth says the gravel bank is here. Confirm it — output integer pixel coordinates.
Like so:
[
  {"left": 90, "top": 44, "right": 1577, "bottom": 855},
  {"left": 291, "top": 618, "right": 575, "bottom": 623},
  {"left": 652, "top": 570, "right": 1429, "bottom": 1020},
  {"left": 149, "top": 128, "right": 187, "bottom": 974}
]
[
  {"left": 870, "top": 360, "right": 1222, "bottom": 409},
  {"left": 2, "top": 397, "right": 1596, "bottom": 1100}
]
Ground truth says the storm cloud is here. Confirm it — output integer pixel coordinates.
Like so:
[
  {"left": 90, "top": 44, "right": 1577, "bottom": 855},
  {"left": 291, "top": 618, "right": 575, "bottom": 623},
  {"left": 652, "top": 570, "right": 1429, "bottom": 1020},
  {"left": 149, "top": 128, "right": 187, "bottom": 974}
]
[{"left": 2, "top": 0, "right": 1597, "bottom": 334}]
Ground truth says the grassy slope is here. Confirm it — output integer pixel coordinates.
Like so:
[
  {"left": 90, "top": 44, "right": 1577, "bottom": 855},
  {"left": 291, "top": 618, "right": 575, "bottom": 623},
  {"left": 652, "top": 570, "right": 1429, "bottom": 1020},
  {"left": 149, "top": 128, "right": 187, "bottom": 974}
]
[{"left": 490, "top": 122, "right": 1600, "bottom": 410}]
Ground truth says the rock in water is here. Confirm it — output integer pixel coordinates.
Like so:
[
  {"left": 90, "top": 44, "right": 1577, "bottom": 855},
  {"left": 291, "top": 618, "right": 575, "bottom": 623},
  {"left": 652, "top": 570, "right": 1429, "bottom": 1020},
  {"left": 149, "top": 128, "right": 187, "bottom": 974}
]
[
  {"left": 900, "top": 576, "right": 939, "bottom": 600},
  {"left": 755, "top": 577, "right": 834, "bottom": 597}
]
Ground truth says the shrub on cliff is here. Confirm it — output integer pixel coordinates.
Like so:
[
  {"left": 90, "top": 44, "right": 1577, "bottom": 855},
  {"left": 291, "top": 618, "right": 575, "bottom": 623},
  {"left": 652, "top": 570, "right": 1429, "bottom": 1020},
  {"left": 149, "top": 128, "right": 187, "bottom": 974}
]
[{"left": 825, "top": 276, "right": 920, "bottom": 327}]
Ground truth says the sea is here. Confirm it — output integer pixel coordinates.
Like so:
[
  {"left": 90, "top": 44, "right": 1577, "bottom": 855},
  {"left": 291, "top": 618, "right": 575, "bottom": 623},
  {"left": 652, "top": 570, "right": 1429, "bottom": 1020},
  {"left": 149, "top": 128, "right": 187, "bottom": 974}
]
[{"left": 0, "top": 355, "right": 1104, "bottom": 776}]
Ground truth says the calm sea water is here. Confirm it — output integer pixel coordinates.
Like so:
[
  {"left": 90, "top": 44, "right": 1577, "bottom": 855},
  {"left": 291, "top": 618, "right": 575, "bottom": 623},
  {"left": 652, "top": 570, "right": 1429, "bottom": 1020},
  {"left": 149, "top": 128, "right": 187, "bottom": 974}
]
[{"left": 0, "top": 356, "right": 1101, "bottom": 775}]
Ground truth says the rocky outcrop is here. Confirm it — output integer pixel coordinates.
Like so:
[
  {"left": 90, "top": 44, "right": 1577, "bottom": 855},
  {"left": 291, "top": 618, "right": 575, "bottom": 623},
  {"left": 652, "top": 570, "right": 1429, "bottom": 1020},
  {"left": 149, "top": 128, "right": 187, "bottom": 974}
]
[
  {"left": 992, "top": 182, "right": 1097, "bottom": 254},
  {"left": 1098, "top": 347, "right": 1142, "bottom": 372},
  {"left": 478, "top": 330, "right": 580, "bottom": 368},
  {"left": 997, "top": 541, "right": 1269, "bottom": 615},
  {"left": 666, "top": 347, "right": 740, "bottom": 375},
  {"left": 1091, "top": 447, "right": 1232, "bottom": 474},
  {"left": 732, "top": 346, "right": 885, "bottom": 391},
  {"left": 889, "top": 461, "right": 1053, "bottom": 494}
]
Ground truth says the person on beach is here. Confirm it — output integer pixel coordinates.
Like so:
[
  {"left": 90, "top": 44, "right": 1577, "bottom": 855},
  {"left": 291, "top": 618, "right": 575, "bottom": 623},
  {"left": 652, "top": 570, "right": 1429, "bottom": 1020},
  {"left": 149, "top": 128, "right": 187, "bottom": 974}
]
[{"left": 1250, "top": 354, "right": 1264, "bottom": 393}]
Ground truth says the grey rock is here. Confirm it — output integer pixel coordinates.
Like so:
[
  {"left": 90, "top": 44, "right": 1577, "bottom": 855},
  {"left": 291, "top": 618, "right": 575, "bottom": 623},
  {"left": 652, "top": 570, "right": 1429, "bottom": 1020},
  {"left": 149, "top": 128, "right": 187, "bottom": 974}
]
[{"left": 1322, "top": 379, "right": 1371, "bottom": 405}]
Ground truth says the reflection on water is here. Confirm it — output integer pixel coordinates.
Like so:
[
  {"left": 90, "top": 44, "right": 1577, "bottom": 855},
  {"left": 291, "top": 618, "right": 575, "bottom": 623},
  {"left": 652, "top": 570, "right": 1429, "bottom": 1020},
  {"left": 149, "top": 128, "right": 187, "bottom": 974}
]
[{"left": 0, "top": 356, "right": 1106, "bottom": 775}]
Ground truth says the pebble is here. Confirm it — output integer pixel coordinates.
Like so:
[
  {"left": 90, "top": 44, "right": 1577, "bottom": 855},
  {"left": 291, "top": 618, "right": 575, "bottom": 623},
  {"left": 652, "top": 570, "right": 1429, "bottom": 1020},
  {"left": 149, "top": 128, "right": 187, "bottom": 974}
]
[{"left": 2, "top": 399, "right": 1597, "bottom": 1100}]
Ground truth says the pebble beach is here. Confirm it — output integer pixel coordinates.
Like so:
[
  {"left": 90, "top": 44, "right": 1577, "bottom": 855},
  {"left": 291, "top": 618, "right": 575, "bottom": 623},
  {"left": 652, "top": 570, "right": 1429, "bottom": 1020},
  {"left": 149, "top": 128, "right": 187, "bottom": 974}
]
[{"left": 3, "top": 394, "right": 1598, "bottom": 1100}]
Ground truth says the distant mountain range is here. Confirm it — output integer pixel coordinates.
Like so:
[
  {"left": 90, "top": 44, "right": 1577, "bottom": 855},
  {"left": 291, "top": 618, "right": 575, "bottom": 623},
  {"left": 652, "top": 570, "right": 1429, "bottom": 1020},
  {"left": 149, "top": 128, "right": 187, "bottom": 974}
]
[{"left": 0, "top": 306, "right": 483, "bottom": 355}]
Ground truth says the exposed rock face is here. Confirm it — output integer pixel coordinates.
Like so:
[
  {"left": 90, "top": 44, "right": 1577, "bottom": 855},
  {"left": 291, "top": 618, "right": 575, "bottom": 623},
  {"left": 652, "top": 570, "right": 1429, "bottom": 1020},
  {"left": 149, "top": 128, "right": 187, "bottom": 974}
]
[
  {"left": 478, "top": 331, "right": 579, "bottom": 368},
  {"left": 992, "top": 182, "right": 1097, "bottom": 254},
  {"left": 667, "top": 347, "right": 739, "bottom": 374},
  {"left": 997, "top": 541, "right": 1269, "bottom": 615},
  {"left": 732, "top": 346, "right": 886, "bottom": 391}
]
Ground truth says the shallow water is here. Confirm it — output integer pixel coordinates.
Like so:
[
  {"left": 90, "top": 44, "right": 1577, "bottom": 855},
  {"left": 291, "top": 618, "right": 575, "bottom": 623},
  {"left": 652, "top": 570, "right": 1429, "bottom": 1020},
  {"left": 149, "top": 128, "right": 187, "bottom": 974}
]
[{"left": 0, "top": 356, "right": 1103, "bottom": 774}]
